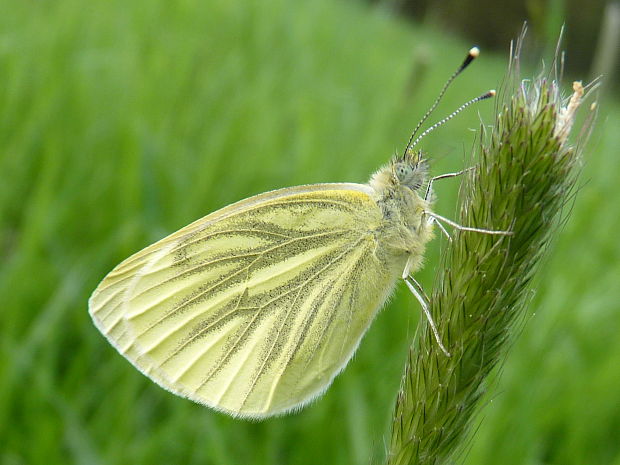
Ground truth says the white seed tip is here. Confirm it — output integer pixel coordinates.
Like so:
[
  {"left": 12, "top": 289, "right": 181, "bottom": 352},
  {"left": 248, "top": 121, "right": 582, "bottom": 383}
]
[
  {"left": 489, "top": 89, "right": 496, "bottom": 97},
  {"left": 554, "top": 80, "right": 584, "bottom": 142},
  {"left": 469, "top": 47, "right": 480, "bottom": 58},
  {"left": 590, "top": 102, "right": 597, "bottom": 111}
]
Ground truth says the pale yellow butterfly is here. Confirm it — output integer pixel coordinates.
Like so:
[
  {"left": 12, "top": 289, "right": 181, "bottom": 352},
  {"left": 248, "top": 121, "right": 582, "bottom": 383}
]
[{"left": 89, "top": 47, "right": 506, "bottom": 419}]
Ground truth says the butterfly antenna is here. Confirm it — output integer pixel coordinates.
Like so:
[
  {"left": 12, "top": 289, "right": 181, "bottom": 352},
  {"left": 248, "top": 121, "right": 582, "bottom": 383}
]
[
  {"left": 403, "top": 47, "right": 480, "bottom": 158},
  {"left": 408, "top": 89, "right": 496, "bottom": 149}
]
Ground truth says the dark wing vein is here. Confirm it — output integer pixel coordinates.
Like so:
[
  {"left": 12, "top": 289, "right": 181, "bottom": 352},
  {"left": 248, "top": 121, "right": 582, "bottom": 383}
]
[{"left": 196, "top": 235, "right": 366, "bottom": 394}]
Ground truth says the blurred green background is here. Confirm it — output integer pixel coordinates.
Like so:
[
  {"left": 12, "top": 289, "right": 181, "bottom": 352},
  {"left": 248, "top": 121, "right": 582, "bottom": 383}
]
[{"left": 1, "top": 0, "right": 619, "bottom": 464}]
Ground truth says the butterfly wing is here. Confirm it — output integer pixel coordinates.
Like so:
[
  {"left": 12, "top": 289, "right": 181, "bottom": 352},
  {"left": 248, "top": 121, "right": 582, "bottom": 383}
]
[{"left": 89, "top": 183, "right": 399, "bottom": 418}]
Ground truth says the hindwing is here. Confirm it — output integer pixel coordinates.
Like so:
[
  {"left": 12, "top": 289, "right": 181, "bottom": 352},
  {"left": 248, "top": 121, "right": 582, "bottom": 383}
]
[{"left": 89, "top": 183, "right": 398, "bottom": 417}]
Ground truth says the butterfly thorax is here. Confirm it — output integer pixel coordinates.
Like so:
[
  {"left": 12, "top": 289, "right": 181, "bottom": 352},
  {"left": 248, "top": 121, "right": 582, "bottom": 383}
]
[{"left": 368, "top": 151, "right": 434, "bottom": 275}]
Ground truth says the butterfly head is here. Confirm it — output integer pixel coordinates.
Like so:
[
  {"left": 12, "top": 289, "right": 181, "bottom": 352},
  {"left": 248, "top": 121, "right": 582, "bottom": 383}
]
[
  {"left": 393, "top": 149, "right": 429, "bottom": 192},
  {"left": 368, "top": 149, "right": 429, "bottom": 197}
]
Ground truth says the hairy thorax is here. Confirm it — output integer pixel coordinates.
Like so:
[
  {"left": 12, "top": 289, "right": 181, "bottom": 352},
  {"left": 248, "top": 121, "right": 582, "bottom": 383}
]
[{"left": 367, "top": 156, "right": 435, "bottom": 277}]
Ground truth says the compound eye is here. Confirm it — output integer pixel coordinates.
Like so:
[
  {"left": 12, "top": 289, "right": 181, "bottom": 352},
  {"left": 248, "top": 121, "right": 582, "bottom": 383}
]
[{"left": 396, "top": 164, "right": 410, "bottom": 180}]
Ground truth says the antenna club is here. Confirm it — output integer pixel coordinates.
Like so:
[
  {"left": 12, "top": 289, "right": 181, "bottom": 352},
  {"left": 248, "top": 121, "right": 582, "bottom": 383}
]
[
  {"left": 461, "top": 47, "right": 480, "bottom": 70},
  {"left": 477, "top": 90, "right": 496, "bottom": 100},
  {"left": 402, "top": 46, "right": 485, "bottom": 156}
]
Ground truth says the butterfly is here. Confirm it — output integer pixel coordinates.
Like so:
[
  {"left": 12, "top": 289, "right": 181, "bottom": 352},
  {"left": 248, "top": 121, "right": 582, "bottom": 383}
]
[{"left": 89, "top": 47, "right": 507, "bottom": 419}]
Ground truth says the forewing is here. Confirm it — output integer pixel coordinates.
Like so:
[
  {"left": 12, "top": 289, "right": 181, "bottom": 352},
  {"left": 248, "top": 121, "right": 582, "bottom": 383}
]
[{"left": 89, "top": 184, "right": 397, "bottom": 418}]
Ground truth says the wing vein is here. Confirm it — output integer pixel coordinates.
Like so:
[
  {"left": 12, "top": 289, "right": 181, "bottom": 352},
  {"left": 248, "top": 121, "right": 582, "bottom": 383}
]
[
  {"left": 166, "top": 290, "right": 248, "bottom": 382},
  {"left": 263, "top": 243, "right": 369, "bottom": 410},
  {"left": 240, "top": 235, "right": 368, "bottom": 411},
  {"left": 132, "top": 230, "right": 350, "bottom": 338},
  {"left": 200, "top": 235, "right": 366, "bottom": 395}
]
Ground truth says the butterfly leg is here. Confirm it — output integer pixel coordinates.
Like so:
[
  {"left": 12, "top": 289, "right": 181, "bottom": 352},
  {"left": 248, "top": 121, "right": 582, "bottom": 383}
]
[
  {"left": 402, "top": 255, "right": 413, "bottom": 279},
  {"left": 428, "top": 216, "right": 452, "bottom": 242},
  {"left": 404, "top": 275, "right": 451, "bottom": 357},
  {"left": 424, "top": 211, "right": 512, "bottom": 236},
  {"left": 423, "top": 167, "right": 510, "bottom": 237},
  {"left": 424, "top": 167, "right": 474, "bottom": 201}
]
